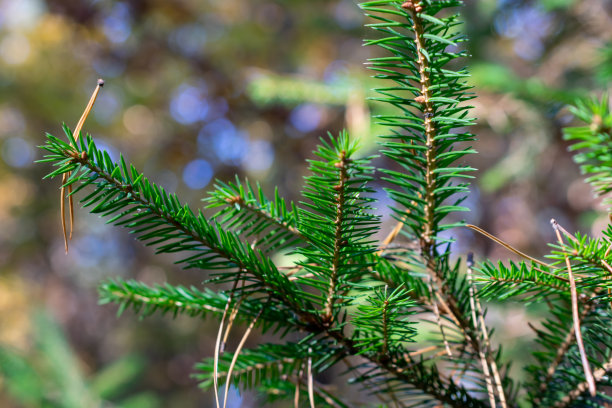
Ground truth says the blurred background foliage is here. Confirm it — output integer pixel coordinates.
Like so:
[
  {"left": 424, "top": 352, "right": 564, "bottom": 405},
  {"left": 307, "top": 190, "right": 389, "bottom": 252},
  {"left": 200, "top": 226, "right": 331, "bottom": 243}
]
[{"left": 0, "top": 0, "right": 611, "bottom": 406}]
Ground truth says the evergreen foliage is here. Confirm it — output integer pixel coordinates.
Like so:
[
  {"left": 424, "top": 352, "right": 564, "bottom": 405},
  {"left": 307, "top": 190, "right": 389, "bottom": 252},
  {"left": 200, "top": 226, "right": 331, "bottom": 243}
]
[{"left": 39, "top": 0, "right": 612, "bottom": 406}]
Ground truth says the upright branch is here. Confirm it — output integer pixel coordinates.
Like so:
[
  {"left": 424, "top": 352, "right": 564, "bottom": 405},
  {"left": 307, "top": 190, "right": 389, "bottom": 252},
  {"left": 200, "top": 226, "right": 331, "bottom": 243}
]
[
  {"left": 402, "top": 0, "right": 436, "bottom": 253},
  {"left": 323, "top": 149, "right": 349, "bottom": 323}
]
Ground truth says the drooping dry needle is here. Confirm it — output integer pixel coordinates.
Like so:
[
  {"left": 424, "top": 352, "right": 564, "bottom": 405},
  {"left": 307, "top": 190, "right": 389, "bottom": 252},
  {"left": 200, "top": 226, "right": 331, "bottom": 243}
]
[
  {"left": 551, "top": 219, "right": 596, "bottom": 397},
  {"left": 466, "top": 224, "right": 552, "bottom": 268},
  {"left": 61, "top": 79, "right": 104, "bottom": 253}
]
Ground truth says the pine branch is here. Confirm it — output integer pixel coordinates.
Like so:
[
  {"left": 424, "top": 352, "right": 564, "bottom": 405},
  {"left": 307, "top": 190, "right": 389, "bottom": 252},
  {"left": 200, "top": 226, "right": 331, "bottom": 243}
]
[
  {"left": 361, "top": 3, "right": 510, "bottom": 402},
  {"left": 527, "top": 302, "right": 612, "bottom": 406}
]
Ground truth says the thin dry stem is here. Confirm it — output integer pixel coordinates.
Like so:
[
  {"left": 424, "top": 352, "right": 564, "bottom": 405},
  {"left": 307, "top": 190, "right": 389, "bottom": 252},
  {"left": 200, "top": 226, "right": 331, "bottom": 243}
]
[
  {"left": 222, "top": 303, "right": 265, "bottom": 408},
  {"left": 468, "top": 254, "right": 507, "bottom": 408},
  {"left": 213, "top": 277, "right": 241, "bottom": 408},
  {"left": 221, "top": 294, "right": 244, "bottom": 352},
  {"left": 294, "top": 363, "right": 303, "bottom": 408},
  {"left": 467, "top": 259, "right": 497, "bottom": 407},
  {"left": 551, "top": 219, "right": 596, "bottom": 397},
  {"left": 428, "top": 277, "right": 452, "bottom": 357},
  {"left": 308, "top": 347, "right": 315, "bottom": 408}
]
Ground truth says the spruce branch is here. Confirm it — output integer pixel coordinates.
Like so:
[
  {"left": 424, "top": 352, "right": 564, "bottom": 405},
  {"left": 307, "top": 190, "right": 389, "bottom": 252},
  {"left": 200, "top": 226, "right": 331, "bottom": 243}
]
[{"left": 360, "top": 3, "right": 508, "bottom": 400}]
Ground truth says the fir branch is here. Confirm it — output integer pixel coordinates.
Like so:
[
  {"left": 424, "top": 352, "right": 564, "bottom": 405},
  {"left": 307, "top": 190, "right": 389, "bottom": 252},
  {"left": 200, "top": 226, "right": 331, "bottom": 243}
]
[
  {"left": 361, "top": 3, "right": 506, "bottom": 401},
  {"left": 403, "top": 0, "right": 437, "bottom": 251},
  {"left": 363, "top": 0, "right": 476, "bottom": 241},
  {"left": 98, "top": 278, "right": 296, "bottom": 331}
]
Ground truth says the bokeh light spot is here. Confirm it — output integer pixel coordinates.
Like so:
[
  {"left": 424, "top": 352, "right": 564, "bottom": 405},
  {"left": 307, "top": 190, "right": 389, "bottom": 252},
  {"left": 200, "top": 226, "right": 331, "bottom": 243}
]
[
  {"left": 0, "top": 33, "right": 31, "bottom": 65},
  {"left": 2, "top": 137, "right": 33, "bottom": 168},
  {"left": 199, "top": 119, "right": 248, "bottom": 165},
  {"left": 182, "top": 159, "right": 213, "bottom": 190},
  {"left": 289, "top": 103, "right": 323, "bottom": 133},
  {"left": 170, "top": 83, "right": 209, "bottom": 125},
  {"left": 169, "top": 24, "right": 207, "bottom": 56},
  {"left": 123, "top": 104, "right": 155, "bottom": 136},
  {"left": 0, "top": 0, "right": 44, "bottom": 30},
  {"left": 243, "top": 140, "right": 274, "bottom": 172},
  {"left": 103, "top": 2, "right": 132, "bottom": 44}
]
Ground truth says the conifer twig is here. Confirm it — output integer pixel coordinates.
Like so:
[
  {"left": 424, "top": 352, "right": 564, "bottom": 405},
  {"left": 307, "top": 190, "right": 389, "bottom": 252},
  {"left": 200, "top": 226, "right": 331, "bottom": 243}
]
[
  {"left": 224, "top": 195, "right": 305, "bottom": 242},
  {"left": 323, "top": 149, "right": 349, "bottom": 324},
  {"left": 551, "top": 219, "right": 596, "bottom": 397}
]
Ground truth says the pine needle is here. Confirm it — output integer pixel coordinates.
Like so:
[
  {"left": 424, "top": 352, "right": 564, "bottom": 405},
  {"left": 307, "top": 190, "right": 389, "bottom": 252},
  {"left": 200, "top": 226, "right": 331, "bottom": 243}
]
[{"left": 466, "top": 224, "right": 552, "bottom": 267}]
